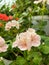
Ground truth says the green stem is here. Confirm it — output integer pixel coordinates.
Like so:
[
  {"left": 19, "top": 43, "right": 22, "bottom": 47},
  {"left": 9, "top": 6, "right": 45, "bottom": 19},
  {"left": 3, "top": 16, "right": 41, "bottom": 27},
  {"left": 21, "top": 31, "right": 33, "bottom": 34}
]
[
  {"left": 42, "top": 1, "right": 46, "bottom": 20},
  {"left": 12, "top": 51, "right": 18, "bottom": 57}
]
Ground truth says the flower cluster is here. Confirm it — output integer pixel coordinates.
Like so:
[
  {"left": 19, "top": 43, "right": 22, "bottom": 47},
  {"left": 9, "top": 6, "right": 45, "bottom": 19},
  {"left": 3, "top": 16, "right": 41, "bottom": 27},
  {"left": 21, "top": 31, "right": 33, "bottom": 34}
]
[
  {"left": 13, "top": 28, "right": 41, "bottom": 51},
  {"left": 0, "top": 28, "right": 41, "bottom": 52},
  {"left": 0, "top": 36, "right": 8, "bottom": 53},
  {"left": 0, "top": 13, "right": 13, "bottom": 21},
  {"left": 0, "top": 13, "right": 9, "bottom": 21},
  {"left": 5, "top": 20, "right": 20, "bottom": 31}
]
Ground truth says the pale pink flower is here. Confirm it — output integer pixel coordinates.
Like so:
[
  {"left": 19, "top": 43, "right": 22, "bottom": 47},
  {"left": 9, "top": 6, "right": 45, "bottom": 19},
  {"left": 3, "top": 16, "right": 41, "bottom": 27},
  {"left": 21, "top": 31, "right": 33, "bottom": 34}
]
[
  {"left": 13, "top": 28, "right": 41, "bottom": 51},
  {"left": 5, "top": 20, "right": 20, "bottom": 31},
  {"left": 13, "top": 32, "right": 31, "bottom": 51},
  {"left": 34, "top": 0, "right": 42, "bottom": 4},
  {"left": 27, "top": 28, "right": 36, "bottom": 35},
  {"left": 12, "top": 35, "right": 19, "bottom": 48},
  {"left": 12, "top": 20, "right": 20, "bottom": 29},
  {"left": 34, "top": 0, "right": 46, "bottom": 4},
  {"left": 0, "top": 36, "right": 8, "bottom": 53},
  {"left": 17, "top": 32, "right": 32, "bottom": 51},
  {"left": 27, "top": 28, "right": 41, "bottom": 47},
  {"left": 5, "top": 22, "right": 12, "bottom": 31},
  {"left": 11, "top": 20, "right": 17, "bottom": 27},
  {"left": 11, "top": 20, "right": 20, "bottom": 29},
  {"left": 30, "top": 34, "right": 41, "bottom": 47}
]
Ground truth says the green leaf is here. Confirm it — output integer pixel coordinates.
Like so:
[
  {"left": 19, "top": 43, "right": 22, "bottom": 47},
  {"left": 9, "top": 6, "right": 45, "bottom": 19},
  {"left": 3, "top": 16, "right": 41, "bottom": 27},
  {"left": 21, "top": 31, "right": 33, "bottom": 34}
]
[
  {"left": 31, "top": 51, "right": 42, "bottom": 65},
  {"left": 26, "top": 50, "right": 42, "bottom": 65},
  {"left": 0, "top": 52, "right": 7, "bottom": 57},
  {"left": 0, "top": 60, "right": 5, "bottom": 65},
  {"left": 10, "top": 56, "right": 26, "bottom": 65},
  {"left": 39, "top": 35, "right": 49, "bottom": 54},
  {"left": 16, "top": 56, "right": 26, "bottom": 65},
  {"left": 33, "top": 56, "right": 42, "bottom": 65},
  {"left": 39, "top": 45, "right": 49, "bottom": 54},
  {"left": 26, "top": 49, "right": 42, "bottom": 65}
]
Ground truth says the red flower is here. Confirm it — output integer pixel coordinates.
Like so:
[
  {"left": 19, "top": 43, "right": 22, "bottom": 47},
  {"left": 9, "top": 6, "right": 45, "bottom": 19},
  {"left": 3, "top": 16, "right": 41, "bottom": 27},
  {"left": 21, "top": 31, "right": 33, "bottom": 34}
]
[
  {"left": 9, "top": 16, "right": 13, "bottom": 20},
  {"left": 0, "top": 13, "right": 9, "bottom": 21}
]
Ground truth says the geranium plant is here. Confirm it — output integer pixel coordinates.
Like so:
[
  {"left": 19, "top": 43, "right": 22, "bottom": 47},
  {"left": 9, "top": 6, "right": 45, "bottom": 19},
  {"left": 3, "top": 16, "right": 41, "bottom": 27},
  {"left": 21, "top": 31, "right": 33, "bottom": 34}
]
[{"left": 0, "top": 0, "right": 49, "bottom": 65}]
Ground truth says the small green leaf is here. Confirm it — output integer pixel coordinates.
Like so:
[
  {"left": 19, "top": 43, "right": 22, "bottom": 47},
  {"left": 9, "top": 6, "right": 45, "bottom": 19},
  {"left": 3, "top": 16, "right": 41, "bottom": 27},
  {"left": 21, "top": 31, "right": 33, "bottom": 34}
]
[
  {"left": 10, "top": 56, "right": 27, "bottom": 65},
  {"left": 33, "top": 56, "right": 42, "bottom": 65},
  {"left": 39, "top": 35, "right": 49, "bottom": 54},
  {"left": 39, "top": 45, "right": 49, "bottom": 54},
  {"left": 16, "top": 56, "right": 26, "bottom": 65}
]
